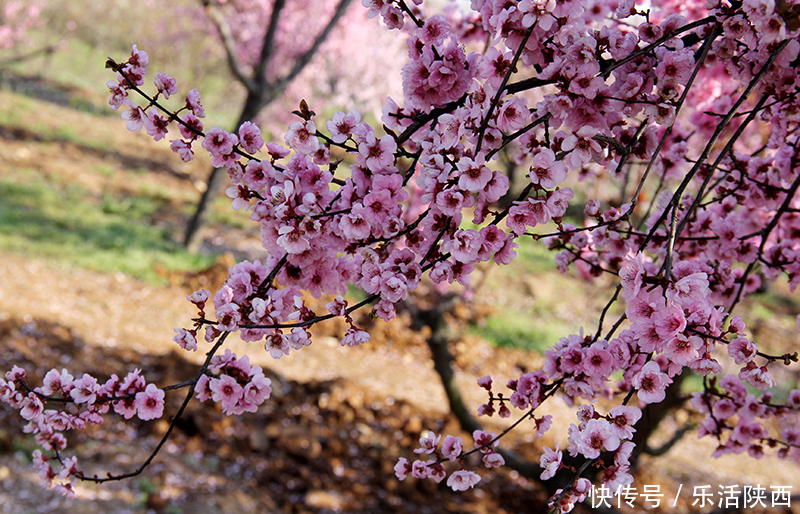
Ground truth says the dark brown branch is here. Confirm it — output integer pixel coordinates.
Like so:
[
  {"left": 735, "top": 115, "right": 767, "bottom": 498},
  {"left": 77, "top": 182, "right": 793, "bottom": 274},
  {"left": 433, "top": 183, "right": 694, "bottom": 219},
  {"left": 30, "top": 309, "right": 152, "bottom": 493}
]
[
  {"left": 269, "top": 0, "right": 354, "bottom": 100},
  {"left": 253, "top": 0, "right": 287, "bottom": 87},
  {"left": 476, "top": 22, "right": 536, "bottom": 154},
  {"left": 201, "top": 0, "right": 257, "bottom": 92}
]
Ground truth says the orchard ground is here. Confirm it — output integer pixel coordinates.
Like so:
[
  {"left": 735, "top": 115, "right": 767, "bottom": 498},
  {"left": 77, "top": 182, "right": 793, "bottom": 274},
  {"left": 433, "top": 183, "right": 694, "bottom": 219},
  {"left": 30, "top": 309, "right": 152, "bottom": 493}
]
[{"left": 1, "top": 45, "right": 800, "bottom": 514}]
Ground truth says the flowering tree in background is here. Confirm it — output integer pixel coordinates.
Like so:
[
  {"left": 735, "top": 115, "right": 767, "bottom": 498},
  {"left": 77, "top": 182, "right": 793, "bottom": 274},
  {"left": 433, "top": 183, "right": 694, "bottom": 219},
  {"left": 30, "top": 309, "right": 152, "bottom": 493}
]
[
  {"left": 183, "top": 0, "right": 406, "bottom": 251},
  {"left": 0, "top": 0, "right": 45, "bottom": 63},
  {"left": 3, "top": 0, "right": 800, "bottom": 511},
  {"left": 0, "top": 1, "right": 42, "bottom": 50}
]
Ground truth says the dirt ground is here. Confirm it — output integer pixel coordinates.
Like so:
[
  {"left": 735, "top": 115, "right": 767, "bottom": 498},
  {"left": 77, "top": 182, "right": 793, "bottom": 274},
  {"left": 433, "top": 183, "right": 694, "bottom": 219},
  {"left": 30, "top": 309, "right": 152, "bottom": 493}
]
[{"left": 2, "top": 248, "right": 800, "bottom": 514}]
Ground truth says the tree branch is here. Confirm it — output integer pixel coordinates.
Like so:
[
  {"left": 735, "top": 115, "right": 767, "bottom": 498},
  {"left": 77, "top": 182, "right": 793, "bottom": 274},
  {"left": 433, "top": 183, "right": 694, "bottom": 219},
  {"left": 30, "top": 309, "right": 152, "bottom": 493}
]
[
  {"left": 253, "top": 0, "right": 288, "bottom": 86},
  {"left": 200, "top": 0, "right": 258, "bottom": 92},
  {"left": 267, "top": 0, "right": 354, "bottom": 109}
]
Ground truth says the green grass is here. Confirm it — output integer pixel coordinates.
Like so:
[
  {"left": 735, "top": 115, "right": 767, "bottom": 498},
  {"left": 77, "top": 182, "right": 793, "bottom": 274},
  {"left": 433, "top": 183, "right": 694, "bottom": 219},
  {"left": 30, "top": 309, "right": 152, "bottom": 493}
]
[
  {"left": 0, "top": 90, "right": 117, "bottom": 152},
  {"left": 468, "top": 314, "right": 563, "bottom": 353},
  {"left": 208, "top": 195, "right": 251, "bottom": 229},
  {"left": 509, "top": 235, "right": 558, "bottom": 274},
  {"left": 466, "top": 237, "right": 566, "bottom": 352},
  {"left": 0, "top": 173, "right": 215, "bottom": 284}
]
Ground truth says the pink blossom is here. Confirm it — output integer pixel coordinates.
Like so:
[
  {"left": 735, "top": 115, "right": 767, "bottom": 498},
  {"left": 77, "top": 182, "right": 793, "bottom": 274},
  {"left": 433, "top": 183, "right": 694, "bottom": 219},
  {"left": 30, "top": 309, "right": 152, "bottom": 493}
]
[
  {"left": 619, "top": 252, "right": 648, "bottom": 301},
  {"left": 69, "top": 374, "right": 99, "bottom": 404},
  {"left": 578, "top": 419, "right": 621, "bottom": 459},
  {"left": 226, "top": 184, "right": 251, "bottom": 211},
  {"left": 107, "top": 80, "right": 130, "bottom": 111},
  {"left": 20, "top": 393, "right": 43, "bottom": 421},
  {"left": 457, "top": 155, "right": 492, "bottom": 192},
  {"left": 394, "top": 457, "right": 411, "bottom": 479},
  {"left": 411, "top": 459, "right": 430, "bottom": 479},
  {"left": 788, "top": 389, "right": 800, "bottom": 408},
  {"left": 170, "top": 139, "right": 194, "bottom": 162},
  {"left": 134, "top": 383, "right": 165, "bottom": 421},
  {"left": 326, "top": 110, "right": 361, "bottom": 143},
  {"left": 472, "top": 430, "right": 498, "bottom": 453},
  {"left": 483, "top": 170, "right": 509, "bottom": 202},
  {"left": 185, "top": 88, "right": 204, "bottom": 117},
  {"left": 741, "top": 365, "right": 776, "bottom": 390},
  {"left": 341, "top": 327, "right": 370, "bottom": 347},
  {"left": 194, "top": 374, "right": 212, "bottom": 402},
  {"left": 608, "top": 405, "right": 641, "bottom": 439},
  {"left": 601, "top": 464, "right": 634, "bottom": 494},
  {"left": 242, "top": 370, "right": 272, "bottom": 406},
  {"left": 667, "top": 272, "right": 710, "bottom": 306},
  {"left": 436, "top": 189, "right": 465, "bottom": 216},
  {"left": 446, "top": 470, "right": 481, "bottom": 491},
  {"left": 358, "top": 132, "right": 396, "bottom": 170},
  {"left": 210, "top": 375, "right": 243, "bottom": 414},
  {"left": 173, "top": 328, "right": 197, "bottom": 352},
  {"left": 414, "top": 431, "right": 440, "bottom": 454},
  {"left": 483, "top": 452, "right": 504, "bottom": 468},
  {"left": 179, "top": 114, "right": 204, "bottom": 141},
  {"left": 728, "top": 337, "right": 757, "bottom": 364},
  {"left": 442, "top": 435, "right": 463, "bottom": 460},
  {"left": 496, "top": 96, "right": 529, "bottom": 132},
  {"left": 712, "top": 398, "right": 737, "bottom": 420},
  {"left": 583, "top": 344, "right": 613, "bottom": 378},
  {"left": 568, "top": 74, "right": 605, "bottom": 100},
  {"left": 238, "top": 121, "right": 264, "bottom": 154},
  {"left": 419, "top": 14, "right": 450, "bottom": 46},
  {"left": 326, "top": 295, "right": 347, "bottom": 317},
  {"left": 663, "top": 334, "right": 701, "bottom": 365},
  {"left": 339, "top": 210, "right": 371, "bottom": 240},
  {"left": 632, "top": 361, "right": 672, "bottom": 404},
  {"left": 652, "top": 304, "right": 686, "bottom": 341},
  {"left": 448, "top": 229, "right": 482, "bottom": 263},
  {"left": 561, "top": 126, "right": 602, "bottom": 169},
  {"left": 285, "top": 120, "right": 319, "bottom": 154},
  {"left": 121, "top": 106, "right": 146, "bottom": 132},
  {"left": 540, "top": 444, "right": 562, "bottom": 480},
  {"left": 153, "top": 72, "right": 177, "bottom": 99},
  {"left": 529, "top": 148, "right": 568, "bottom": 189},
  {"left": 264, "top": 333, "right": 291, "bottom": 359},
  {"left": 215, "top": 302, "right": 241, "bottom": 332},
  {"left": 477, "top": 375, "right": 492, "bottom": 391},
  {"left": 202, "top": 126, "right": 238, "bottom": 162},
  {"left": 287, "top": 328, "right": 311, "bottom": 350},
  {"left": 41, "top": 369, "right": 74, "bottom": 397},
  {"left": 402, "top": 42, "right": 472, "bottom": 110},
  {"left": 276, "top": 226, "right": 310, "bottom": 254},
  {"left": 535, "top": 415, "right": 553, "bottom": 438}
]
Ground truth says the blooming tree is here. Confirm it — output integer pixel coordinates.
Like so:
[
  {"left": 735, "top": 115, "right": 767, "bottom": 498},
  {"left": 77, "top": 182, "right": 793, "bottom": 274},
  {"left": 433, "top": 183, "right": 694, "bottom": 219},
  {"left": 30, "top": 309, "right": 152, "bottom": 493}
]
[
  {"left": 3, "top": 0, "right": 800, "bottom": 511},
  {"left": 0, "top": 0, "right": 43, "bottom": 59}
]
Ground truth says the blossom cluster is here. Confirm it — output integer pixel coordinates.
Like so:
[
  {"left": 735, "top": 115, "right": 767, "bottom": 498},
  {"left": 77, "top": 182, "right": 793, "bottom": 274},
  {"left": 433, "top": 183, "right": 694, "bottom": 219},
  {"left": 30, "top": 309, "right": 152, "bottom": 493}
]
[
  {"left": 194, "top": 349, "right": 273, "bottom": 415},
  {"left": 0, "top": 365, "right": 166, "bottom": 497},
  {"left": 393, "top": 429, "right": 505, "bottom": 491},
  {"left": 3, "top": 0, "right": 800, "bottom": 508}
]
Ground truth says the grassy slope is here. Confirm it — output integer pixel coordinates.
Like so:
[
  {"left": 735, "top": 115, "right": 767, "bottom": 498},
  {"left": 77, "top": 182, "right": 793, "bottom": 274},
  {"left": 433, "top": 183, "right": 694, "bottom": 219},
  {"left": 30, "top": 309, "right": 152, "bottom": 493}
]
[{"left": 0, "top": 86, "right": 219, "bottom": 284}]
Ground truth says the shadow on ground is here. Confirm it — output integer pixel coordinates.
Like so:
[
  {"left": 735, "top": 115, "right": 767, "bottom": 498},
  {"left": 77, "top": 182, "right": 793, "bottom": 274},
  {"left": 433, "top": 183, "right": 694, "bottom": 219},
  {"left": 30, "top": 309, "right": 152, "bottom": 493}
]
[{"left": 0, "top": 317, "right": 544, "bottom": 514}]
